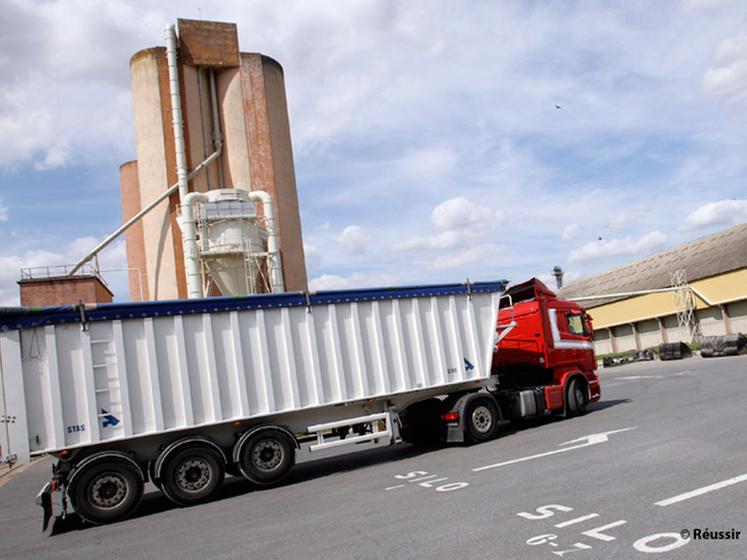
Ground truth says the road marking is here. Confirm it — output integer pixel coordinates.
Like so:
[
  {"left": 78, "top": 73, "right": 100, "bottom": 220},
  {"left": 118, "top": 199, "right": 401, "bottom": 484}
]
[
  {"left": 472, "top": 427, "right": 637, "bottom": 472},
  {"left": 581, "top": 520, "right": 627, "bottom": 541},
  {"left": 573, "top": 543, "right": 592, "bottom": 550},
  {"left": 418, "top": 477, "right": 448, "bottom": 487},
  {"left": 654, "top": 473, "right": 747, "bottom": 506},
  {"left": 673, "top": 370, "right": 692, "bottom": 376},
  {"left": 410, "top": 474, "right": 439, "bottom": 483},
  {"left": 554, "top": 513, "right": 600, "bottom": 528},
  {"left": 602, "top": 383, "right": 622, "bottom": 387},
  {"left": 633, "top": 533, "right": 690, "bottom": 554},
  {"left": 385, "top": 484, "right": 405, "bottom": 491},
  {"left": 615, "top": 375, "right": 663, "bottom": 380}
]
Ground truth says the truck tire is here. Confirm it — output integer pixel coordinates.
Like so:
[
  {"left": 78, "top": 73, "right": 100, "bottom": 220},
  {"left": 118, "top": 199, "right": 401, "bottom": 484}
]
[
  {"left": 237, "top": 428, "right": 296, "bottom": 486},
  {"left": 401, "top": 399, "right": 444, "bottom": 447},
  {"left": 565, "top": 377, "right": 588, "bottom": 417},
  {"left": 464, "top": 396, "right": 500, "bottom": 443},
  {"left": 69, "top": 460, "right": 144, "bottom": 525},
  {"left": 160, "top": 446, "right": 225, "bottom": 506}
]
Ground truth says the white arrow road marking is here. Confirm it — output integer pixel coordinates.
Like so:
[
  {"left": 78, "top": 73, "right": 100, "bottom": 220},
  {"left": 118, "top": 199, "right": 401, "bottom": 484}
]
[
  {"left": 615, "top": 375, "right": 664, "bottom": 380},
  {"left": 472, "top": 427, "right": 637, "bottom": 472},
  {"left": 655, "top": 473, "right": 747, "bottom": 506}
]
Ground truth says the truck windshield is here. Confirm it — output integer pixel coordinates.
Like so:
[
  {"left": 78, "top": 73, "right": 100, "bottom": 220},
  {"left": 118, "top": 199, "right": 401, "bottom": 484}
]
[{"left": 566, "top": 313, "right": 587, "bottom": 336}]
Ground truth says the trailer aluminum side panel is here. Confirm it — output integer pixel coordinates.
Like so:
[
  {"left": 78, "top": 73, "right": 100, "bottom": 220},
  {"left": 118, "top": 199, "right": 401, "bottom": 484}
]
[{"left": 0, "top": 282, "right": 505, "bottom": 462}]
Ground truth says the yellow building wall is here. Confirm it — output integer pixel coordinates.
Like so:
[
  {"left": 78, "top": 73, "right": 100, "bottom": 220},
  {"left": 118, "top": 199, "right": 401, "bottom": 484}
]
[{"left": 587, "top": 268, "right": 747, "bottom": 329}]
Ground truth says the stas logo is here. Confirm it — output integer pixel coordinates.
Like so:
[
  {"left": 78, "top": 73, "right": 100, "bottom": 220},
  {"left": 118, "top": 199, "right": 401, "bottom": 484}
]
[{"left": 101, "top": 409, "right": 120, "bottom": 428}]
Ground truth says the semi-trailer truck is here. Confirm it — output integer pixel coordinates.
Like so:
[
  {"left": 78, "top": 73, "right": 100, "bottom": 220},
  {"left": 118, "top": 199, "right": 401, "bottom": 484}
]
[{"left": 0, "top": 278, "right": 599, "bottom": 528}]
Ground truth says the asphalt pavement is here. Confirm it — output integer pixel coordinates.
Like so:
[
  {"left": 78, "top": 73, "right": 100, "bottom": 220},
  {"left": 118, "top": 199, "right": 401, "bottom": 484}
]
[{"left": 1, "top": 354, "right": 746, "bottom": 560}]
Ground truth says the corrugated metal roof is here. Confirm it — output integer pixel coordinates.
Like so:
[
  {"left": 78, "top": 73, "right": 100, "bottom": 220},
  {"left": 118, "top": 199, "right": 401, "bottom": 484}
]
[{"left": 558, "top": 222, "right": 747, "bottom": 307}]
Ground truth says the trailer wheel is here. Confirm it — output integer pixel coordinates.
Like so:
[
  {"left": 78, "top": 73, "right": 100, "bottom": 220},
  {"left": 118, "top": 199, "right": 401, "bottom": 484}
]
[
  {"left": 401, "top": 399, "right": 444, "bottom": 447},
  {"left": 464, "top": 397, "right": 500, "bottom": 443},
  {"left": 565, "top": 377, "right": 588, "bottom": 417},
  {"left": 160, "top": 446, "right": 225, "bottom": 506},
  {"left": 237, "top": 428, "right": 296, "bottom": 486},
  {"left": 69, "top": 460, "right": 143, "bottom": 525}
]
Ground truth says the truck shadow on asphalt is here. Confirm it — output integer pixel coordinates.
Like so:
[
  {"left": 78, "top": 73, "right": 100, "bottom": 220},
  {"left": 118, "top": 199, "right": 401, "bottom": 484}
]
[{"left": 49, "top": 398, "right": 629, "bottom": 535}]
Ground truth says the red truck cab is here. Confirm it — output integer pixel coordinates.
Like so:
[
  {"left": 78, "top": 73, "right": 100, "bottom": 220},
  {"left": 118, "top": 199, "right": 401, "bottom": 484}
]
[{"left": 493, "top": 278, "right": 601, "bottom": 415}]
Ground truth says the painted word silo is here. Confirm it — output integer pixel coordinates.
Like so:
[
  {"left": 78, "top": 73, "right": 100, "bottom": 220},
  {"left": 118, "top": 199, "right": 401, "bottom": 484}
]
[{"left": 120, "top": 19, "right": 307, "bottom": 301}]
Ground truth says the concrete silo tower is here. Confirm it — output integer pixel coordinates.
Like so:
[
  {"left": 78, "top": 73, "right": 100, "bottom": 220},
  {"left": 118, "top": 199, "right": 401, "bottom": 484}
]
[{"left": 120, "top": 19, "right": 307, "bottom": 301}]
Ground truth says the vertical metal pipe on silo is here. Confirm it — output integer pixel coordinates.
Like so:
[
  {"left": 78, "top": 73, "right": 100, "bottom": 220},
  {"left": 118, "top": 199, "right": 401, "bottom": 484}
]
[{"left": 165, "top": 24, "right": 204, "bottom": 298}]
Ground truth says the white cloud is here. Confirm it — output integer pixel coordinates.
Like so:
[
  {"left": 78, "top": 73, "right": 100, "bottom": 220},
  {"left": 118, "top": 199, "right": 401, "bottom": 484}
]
[
  {"left": 33, "top": 141, "right": 69, "bottom": 171},
  {"left": 396, "top": 197, "right": 503, "bottom": 251},
  {"left": 680, "top": 198, "right": 747, "bottom": 231},
  {"left": 703, "top": 32, "right": 747, "bottom": 103},
  {"left": 431, "top": 197, "right": 492, "bottom": 231},
  {"left": 0, "top": 237, "right": 128, "bottom": 306},
  {"left": 569, "top": 231, "right": 668, "bottom": 263},
  {"left": 610, "top": 212, "right": 627, "bottom": 228},
  {"left": 309, "top": 271, "right": 399, "bottom": 291},
  {"left": 304, "top": 244, "right": 322, "bottom": 273},
  {"left": 0, "top": 199, "right": 7, "bottom": 221},
  {"left": 0, "top": 0, "right": 163, "bottom": 169},
  {"left": 682, "top": 0, "right": 729, "bottom": 11},
  {"left": 562, "top": 224, "right": 579, "bottom": 240},
  {"left": 400, "top": 147, "right": 458, "bottom": 180},
  {"left": 336, "top": 225, "right": 370, "bottom": 255},
  {"left": 426, "top": 243, "right": 503, "bottom": 270}
]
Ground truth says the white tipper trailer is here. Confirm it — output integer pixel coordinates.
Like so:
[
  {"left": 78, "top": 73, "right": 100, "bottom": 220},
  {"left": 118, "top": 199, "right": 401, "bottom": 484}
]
[{"left": 0, "top": 281, "right": 511, "bottom": 527}]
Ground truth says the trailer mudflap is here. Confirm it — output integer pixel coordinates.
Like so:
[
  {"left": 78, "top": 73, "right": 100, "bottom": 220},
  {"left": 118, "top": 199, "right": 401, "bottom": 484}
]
[{"left": 35, "top": 482, "right": 53, "bottom": 532}]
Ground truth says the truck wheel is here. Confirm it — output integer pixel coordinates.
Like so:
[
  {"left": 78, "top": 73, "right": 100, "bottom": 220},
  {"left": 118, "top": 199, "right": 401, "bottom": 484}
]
[
  {"left": 69, "top": 460, "right": 143, "bottom": 525},
  {"left": 237, "top": 429, "right": 295, "bottom": 486},
  {"left": 401, "top": 399, "right": 443, "bottom": 447},
  {"left": 160, "top": 446, "right": 225, "bottom": 506},
  {"left": 464, "top": 397, "right": 500, "bottom": 443},
  {"left": 565, "top": 377, "right": 588, "bottom": 417}
]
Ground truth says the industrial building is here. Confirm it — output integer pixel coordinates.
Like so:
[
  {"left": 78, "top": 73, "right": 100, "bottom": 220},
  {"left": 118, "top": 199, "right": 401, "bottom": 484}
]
[{"left": 558, "top": 222, "right": 747, "bottom": 355}]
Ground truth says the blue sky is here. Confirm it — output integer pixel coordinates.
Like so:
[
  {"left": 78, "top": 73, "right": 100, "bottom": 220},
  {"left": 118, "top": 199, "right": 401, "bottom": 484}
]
[{"left": 1, "top": 0, "right": 747, "bottom": 304}]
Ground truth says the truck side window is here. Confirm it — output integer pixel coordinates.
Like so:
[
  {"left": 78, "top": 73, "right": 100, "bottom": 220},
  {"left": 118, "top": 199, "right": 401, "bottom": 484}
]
[{"left": 566, "top": 313, "right": 586, "bottom": 336}]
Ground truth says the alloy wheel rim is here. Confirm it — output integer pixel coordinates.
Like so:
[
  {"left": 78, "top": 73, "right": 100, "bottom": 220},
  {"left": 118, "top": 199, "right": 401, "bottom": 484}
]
[{"left": 472, "top": 406, "right": 493, "bottom": 433}]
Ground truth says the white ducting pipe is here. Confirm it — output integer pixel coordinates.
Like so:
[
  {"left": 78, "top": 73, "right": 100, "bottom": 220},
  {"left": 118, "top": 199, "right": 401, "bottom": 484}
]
[
  {"left": 180, "top": 192, "right": 210, "bottom": 299},
  {"left": 164, "top": 25, "right": 189, "bottom": 202},
  {"left": 180, "top": 189, "right": 285, "bottom": 298},
  {"left": 248, "top": 190, "right": 284, "bottom": 294}
]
